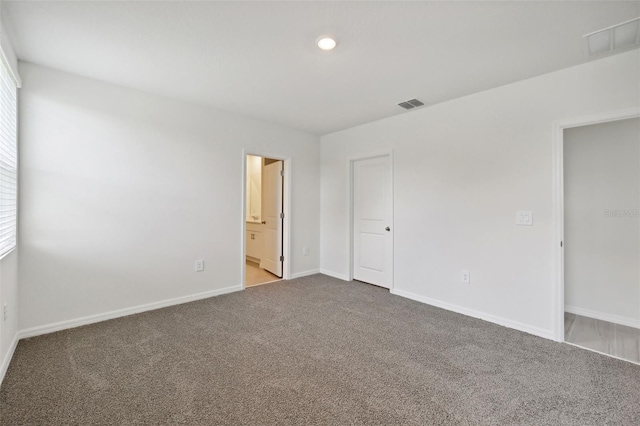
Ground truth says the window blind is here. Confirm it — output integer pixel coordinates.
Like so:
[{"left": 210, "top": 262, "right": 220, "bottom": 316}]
[{"left": 0, "top": 52, "right": 17, "bottom": 258}]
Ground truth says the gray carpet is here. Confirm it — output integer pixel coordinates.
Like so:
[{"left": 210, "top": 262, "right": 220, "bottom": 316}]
[{"left": 1, "top": 275, "right": 639, "bottom": 425}]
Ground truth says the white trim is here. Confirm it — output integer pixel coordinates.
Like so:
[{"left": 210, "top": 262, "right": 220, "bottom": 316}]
[
  {"left": 319, "top": 269, "right": 350, "bottom": 281},
  {"left": 19, "top": 285, "right": 242, "bottom": 339},
  {"left": 241, "top": 150, "right": 292, "bottom": 290},
  {"left": 289, "top": 269, "right": 320, "bottom": 279},
  {"left": 0, "top": 332, "right": 19, "bottom": 387},
  {"left": 552, "top": 107, "right": 640, "bottom": 342},
  {"left": 553, "top": 108, "right": 640, "bottom": 130},
  {"left": 391, "top": 288, "right": 555, "bottom": 340},
  {"left": 551, "top": 119, "right": 565, "bottom": 342},
  {"left": 347, "top": 150, "right": 394, "bottom": 290},
  {"left": 565, "top": 305, "right": 640, "bottom": 329},
  {"left": 565, "top": 341, "right": 639, "bottom": 366}
]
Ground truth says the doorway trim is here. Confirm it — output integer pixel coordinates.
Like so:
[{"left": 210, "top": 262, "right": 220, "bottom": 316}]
[
  {"left": 347, "top": 150, "right": 394, "bottom": 290},
  {"left": 551, "top": 107, "right": 640, "bottom": 342},
  {"left": 241, "top": 149, "right": 292, "bottom": 289}
]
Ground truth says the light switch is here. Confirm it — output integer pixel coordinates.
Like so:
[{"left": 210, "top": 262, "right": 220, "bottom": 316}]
[
  {"left": 195, "top": 260, "right": 204, "bottom": 272},
  {"left": 516, "top": 211, "right": 533, "bottom": 226}
]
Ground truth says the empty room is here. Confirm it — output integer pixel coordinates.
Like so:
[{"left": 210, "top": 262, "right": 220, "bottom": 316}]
[{"left": 0, "top": 1, "right": 639, "bottom": 424}]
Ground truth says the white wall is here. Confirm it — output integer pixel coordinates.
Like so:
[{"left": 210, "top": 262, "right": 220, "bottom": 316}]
[
  {"left": 0, "top": 6, "right": 19, "bottom": 85},
  {"left": 564, "top": 118, "right": 639, "bottom": 326},
  {"left": 18, "top": 63, "right": 320, "bottom": 332},
  {"left": 321, "top": 50, "right": 640, "bottom": 339}
]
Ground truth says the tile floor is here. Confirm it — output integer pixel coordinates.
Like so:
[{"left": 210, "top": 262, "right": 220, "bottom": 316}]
[
  {"left": 565, "top": 312, "right": 640, "bottom": 364},
  {"left": 245, "top": 260, "right": 281, "bottom": 287}
]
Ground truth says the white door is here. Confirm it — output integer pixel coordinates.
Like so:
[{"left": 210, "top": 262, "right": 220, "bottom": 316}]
[
  {"left": 261, "top": 160, "right": 283, "bottom": 277},
  {"left": 353, "top": 156, "right": 393, "bottom": 288}
]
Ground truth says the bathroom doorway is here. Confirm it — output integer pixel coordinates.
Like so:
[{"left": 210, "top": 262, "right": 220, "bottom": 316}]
[
  {"left": 244, "top": 154, "right": 285, "bottom": 287},
  {"left": 561, "top": 116, "right": 640, "bottom": 364}
]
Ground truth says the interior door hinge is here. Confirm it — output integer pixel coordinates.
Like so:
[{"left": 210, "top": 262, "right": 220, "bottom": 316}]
[
  {"left": 280, "top": 212, "right": 284, "bottom": 219},
  {"left": 280, "top": 170, "right": 284, "bottom": 177},
  {"left": 280, "top": 255, "right": 284, "bottom": 262}
]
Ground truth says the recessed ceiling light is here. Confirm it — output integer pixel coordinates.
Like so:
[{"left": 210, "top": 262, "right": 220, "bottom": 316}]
[{"left": 317, "top": 37, "right": 337, "bottom": 51}]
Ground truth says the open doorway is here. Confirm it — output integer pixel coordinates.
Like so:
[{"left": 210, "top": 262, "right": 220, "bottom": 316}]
[
  {"left": 561, "top": 116, "right": 640, "bottom": 364},
  {"left": 244, "top": 154, "right": 284, "bottom": 287}
]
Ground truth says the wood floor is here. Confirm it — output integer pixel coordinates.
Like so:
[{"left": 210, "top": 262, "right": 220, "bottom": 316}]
[
  {"left": 245, "top": 260, "right": 281, "bottom": 287},
  {"left": 565, "top": 312, "right": 640, "bottom": 364}
]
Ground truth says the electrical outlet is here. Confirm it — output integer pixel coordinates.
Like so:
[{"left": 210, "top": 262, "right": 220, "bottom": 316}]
[
  {"left": 3, "top": 303, "right": 7, "bottom": 322},
  {"left": 302, "top": 246, "right": 309, "bottom": 256},
  {"left": 516, "top": 211, "right": 533, "bottom": 226},
  {"left": 461, "top": 270, "right": 470, "bottom": 284},
  {"left": 195, "top": 260, "right": 204, "bottom": 272}
]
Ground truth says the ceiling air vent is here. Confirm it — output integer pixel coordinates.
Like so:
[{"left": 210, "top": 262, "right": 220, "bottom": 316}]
[
  {"left": 398, "top": 99, "right": 425, "bottom": 110},
  {"left": 585, "top": 17, "right": 640, "bottom": 57}
]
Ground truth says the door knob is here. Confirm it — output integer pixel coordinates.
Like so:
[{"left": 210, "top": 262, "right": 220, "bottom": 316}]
[{"left": 385, "top": 227, "right": 391, "bottom": 231}]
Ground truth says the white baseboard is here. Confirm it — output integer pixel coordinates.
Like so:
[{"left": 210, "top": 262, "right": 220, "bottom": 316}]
[
  {"left": 390, "top": 288, "right": 555, "bottom": 340},
  {"left": 565, "top": 305, "right": 640, "bottom": 329},
  {"left": 0, "top": 332, "right": 19, "bottom": 387},
  {"left": 19, "top": 285, "right": 243, "bottom": 339},
  {"left": 319, "top": 269, "right": 349, "bottom": 281},
  {"left": 289, "top": 269, "right": 320, "bottom": 279}
]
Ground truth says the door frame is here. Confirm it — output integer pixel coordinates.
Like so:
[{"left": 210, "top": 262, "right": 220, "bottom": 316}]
[
  {"left": 241, "top": 149, "right": 292, "bottom": 289},
  {"left": 347, "top": 150, "right": 394, "bottom": 290},
  {"left": 551, "top": 107, "right": 640, "bottom": 342}
]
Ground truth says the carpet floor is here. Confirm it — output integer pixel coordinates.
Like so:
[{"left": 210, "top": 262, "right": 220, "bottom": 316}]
[{"left": 1, "top": 274, "right": 639, "bottom": 425}]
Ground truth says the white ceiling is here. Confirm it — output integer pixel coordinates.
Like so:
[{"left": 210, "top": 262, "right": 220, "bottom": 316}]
[{"left": 4, "top": 1, "right": 640, "bottom": 135}]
